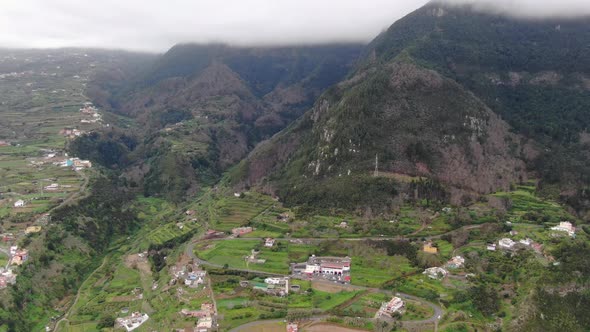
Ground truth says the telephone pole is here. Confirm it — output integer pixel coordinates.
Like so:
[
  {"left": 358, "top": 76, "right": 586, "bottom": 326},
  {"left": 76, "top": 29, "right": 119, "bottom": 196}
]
[{"left": 373, "top": 154, "right": 379, "bottom": 177}]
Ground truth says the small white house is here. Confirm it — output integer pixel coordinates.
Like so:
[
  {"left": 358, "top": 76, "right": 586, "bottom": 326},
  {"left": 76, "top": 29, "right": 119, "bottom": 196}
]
[
  {"left": 551, "top": 221, "right": 576, "bottom": 237},
  {"left": 44, "top": 183, "right": 59, "bottom": 191},
  {"left": 264, "top": 238, "right": 276, "bottom": 247},
  {"left": 423, "top": 267, "right": 448, "bottom": 279},
  {"left": 498, "top": 238, "right": 516, "bottom": 249},
  {"left": 13, "top": 200, "right": 25, "bottom": 208},
  {"left": 264, "top": 277, "right": 285, "bottom": 285},
  {"left": 447, "top": 256, "right": 465, "bottom": 269}
]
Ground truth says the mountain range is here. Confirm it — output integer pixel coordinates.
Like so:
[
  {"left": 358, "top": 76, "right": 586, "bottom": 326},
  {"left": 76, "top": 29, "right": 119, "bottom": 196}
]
[
  {"left": 231, "top": 2, "right": 590, "bottom": 214},
  {"left": 83, "top": 2, "right": 590, "bottom": 214},
  {"left": 82, "top": 44, "right": 363, "bottom": 200}
]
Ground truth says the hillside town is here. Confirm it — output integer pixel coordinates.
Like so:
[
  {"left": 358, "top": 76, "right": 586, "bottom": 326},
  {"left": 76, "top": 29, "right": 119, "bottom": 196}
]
[{"left": 0, "top": 101, "right": 98, "bottom": 294}]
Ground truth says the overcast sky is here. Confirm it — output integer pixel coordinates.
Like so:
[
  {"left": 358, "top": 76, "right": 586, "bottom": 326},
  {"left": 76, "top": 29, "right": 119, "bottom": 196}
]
[{"left": 1, "top": 0, "right": 590, "bottom": 53}]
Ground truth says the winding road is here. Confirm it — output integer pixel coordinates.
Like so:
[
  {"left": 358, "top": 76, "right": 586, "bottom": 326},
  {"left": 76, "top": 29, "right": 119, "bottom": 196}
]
[{"left": 312, "top": 279, "right": 443, "bottom": 325}]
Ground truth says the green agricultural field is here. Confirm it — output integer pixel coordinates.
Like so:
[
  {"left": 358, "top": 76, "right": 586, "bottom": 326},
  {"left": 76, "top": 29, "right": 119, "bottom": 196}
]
[
  {"left": 211, "top": 275, "right": 288, "bottom": 330},
  {"left": 147, "top": 221, "right": 199, "bottom": 246},
  {"left": 491, "top": 185, "right": 575, "bottom": 224},
  {"left": 197, "top": 239, "right": 258, "bottom": 270},
  {"left": 290, "top": 214, "right": 363, "bottom": 238},
  {"left": 312, "top": 290, "right": 362, "bottom": 311},
  {"left": 240, "top": 229, "right": 283, "bottom": 238},
  {"left": 61, "top": 217, "right": 212, "bottom": 332},
  {"left": 397, "top": 275, "right": 450, "bottom": 303},
  {"left": 352, "top": 254, "right": 417, "bottom": 287},
  {"left": 206, "top": 193, "right": 275, "bottom": 231},
  {"left": 434, "top": 240, "right": 454, "bottom": 259},
  {"left": 196, "top": 238, "right": 321, "bottom": 275},
  {"left": 287, "top": 243, "right": 319, "bottom": 263},
  {"left": 0, "top": 252, "right": 8, "bottom": 266},
  {"left": 340, "top": 292, "right": 386, "bottom": 318},
  {"left": 62, "top": 322, "right": 99, "bottom": 332},
  {"left": 402, "top": 299, "right": 435, "bottom": 321},
  {"left": 197, "top": 239, "right": 294, "bottom": 274}
]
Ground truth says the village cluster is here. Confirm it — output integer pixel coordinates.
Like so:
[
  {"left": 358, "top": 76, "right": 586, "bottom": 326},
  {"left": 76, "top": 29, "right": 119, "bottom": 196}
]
[
  {"left": 78, "top": 102, "right": 103, "bottom": 124},
  {"left": 170, "top": 261, "right": 208, "bottom": 288},
  {"left": 0, "top": 102, "right": 99, "bottom": 292},
  {"left": 179, "top": 303, "right": 216, "bottom": 332},
  {"left": 418, "top": 221, "right": 578, "bottom": 281},
  {"left": 11, "top": 152, "right": 91, "bottom": 210},
  {"left": 116, "top": 312, "right": 150, "bottom": 332},
  {"left": 170, "top": 259, "right": 218, "bottom": 332},
  {"left": 486, "top": 221, "right": 575, "bottom": 254},
  {"left": 0, "top": 245, "right": 29, "bottom": 289},
  {"left": 7, "top": 102, "right": 97, "bottom": 211},
  {"left": 58, "top": 102, "right": 104, "bottom": 139}
]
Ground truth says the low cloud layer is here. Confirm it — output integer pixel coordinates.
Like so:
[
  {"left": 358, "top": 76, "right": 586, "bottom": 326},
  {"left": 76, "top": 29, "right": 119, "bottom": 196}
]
[
  {"left": 1, "top": 0, "right": 590, "bottom": 52},
  {"left": 0, "top": 0, "right": 428, "bottom": 52},
  {"left": 440, "top": 0, "right": 590, "bottom": 18}
]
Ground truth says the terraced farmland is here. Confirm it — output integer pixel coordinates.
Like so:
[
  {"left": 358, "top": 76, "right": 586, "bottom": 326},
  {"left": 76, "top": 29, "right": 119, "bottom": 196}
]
[
  {"left": 211, "top": 193, "right": 275, "bottom": 231},
  {"left": 147, "top": 221, "right": 200, "bottom": 245}
]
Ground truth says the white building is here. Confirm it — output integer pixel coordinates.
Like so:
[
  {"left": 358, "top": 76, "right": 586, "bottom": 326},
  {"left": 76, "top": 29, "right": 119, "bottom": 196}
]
[
  {"left": 13, "top": 200, "right": 25, "bottom": 208},
  {"left": 423, "top": 267, "right": 448, "bottom": 279},
  {"left": 487, "top": 243, "right": 497, "bottom": 251},
  {"left": 447, "top": 256, "right": 465, "bottom": 269},
  {"left": 498, "top": 238, "right": 516, "bottom": 249},
  {"left": 376, "top": 296, "right": 405, "bottom": 318},
  {"left": 551, "top": 222, "right": 576, "bottom": 237},
  {"left": 116, "top": 312, "right": 149, "bottom": 332},
  {"left": 321, "top": 262, "right": 350, "bottom": 274},
  {"left": 264, "top": 277, "right": 285, "bottom": 285},
  {"left": 304, "top": 264, "right": 320, "bottom": 274},
  {"left": 44, "top": 183, "right": 59, "bottom": 191},
  {"left": 196, "top": 316, "right": 213, "bottom": 332},
  {"left": 264, "top": 238, "right": 276, "bottom": 247}
]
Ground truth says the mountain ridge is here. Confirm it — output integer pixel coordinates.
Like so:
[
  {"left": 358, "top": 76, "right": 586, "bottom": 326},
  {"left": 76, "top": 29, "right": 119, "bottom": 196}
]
[{"left": 229, "top": 2, "right": 590, "bottom": 213}]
